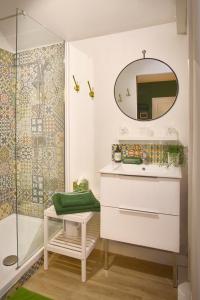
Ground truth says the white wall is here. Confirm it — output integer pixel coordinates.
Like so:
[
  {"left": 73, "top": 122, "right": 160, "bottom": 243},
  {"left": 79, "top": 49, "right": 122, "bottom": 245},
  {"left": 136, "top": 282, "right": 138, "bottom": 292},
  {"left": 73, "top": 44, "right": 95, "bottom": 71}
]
[
  {"left": 69, "top": 22, "right": 188, "bottom": 265},
  {"left": 72, "top": 22, "right": 188, "bottom": 180},
  {"left": 66, "top": 43, "right": 95, "bottom": 192},
  {"left": 0, "top": 31, "right": 14, "bottom": 52}
]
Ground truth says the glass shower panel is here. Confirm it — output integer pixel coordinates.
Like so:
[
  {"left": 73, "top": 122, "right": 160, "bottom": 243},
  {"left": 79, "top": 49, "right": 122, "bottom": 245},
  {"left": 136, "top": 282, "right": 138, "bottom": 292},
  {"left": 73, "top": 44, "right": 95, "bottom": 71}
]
[
  {"left": 16, "top": 10, "right": 65, "bottom": 267},
  {"left": 0, "top": 13, "right": 18, "bottom": 271},
  {"left": 0, "top": 15, "right": 16, "bottom": 221}
]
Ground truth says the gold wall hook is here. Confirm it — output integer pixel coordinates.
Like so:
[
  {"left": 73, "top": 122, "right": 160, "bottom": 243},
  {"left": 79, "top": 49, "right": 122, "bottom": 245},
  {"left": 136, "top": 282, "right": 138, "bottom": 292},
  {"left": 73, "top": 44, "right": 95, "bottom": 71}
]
[
  {"left": 73, "top": 75, "right": 80, "bottom": 92},
  {"left": 126, "top": 88, "right": 131, "bottom": 96},
  {"left": 87, "top": 81, "right": 94, "bottom": 98}
]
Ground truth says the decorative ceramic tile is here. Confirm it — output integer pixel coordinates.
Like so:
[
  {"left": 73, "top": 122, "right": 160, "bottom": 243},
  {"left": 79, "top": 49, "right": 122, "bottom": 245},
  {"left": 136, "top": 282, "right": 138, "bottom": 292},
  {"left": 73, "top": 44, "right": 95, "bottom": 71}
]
[
  {"left": 0, "top": 44, "right": 65, "bottom": 220},
  {"left": 31, "top": 118, "right": 43, "bottom": 133},
  {"left": 18, "top": 256, "right": 44, "bottom": 285},
  {"left": 0, "top": 201, "right": 14, "bottom": 220},
  {"left": 0, "top": 48, "right": 15, "bottom": 221},
  {"left": 16, "top": 43, "right": 65, "bottom": 217},
  {"left": 32, "top": 175, "right": 44, "bottom": 204},
  {"left": 112, "top": 143, "right": 170, "bottom": 164}
]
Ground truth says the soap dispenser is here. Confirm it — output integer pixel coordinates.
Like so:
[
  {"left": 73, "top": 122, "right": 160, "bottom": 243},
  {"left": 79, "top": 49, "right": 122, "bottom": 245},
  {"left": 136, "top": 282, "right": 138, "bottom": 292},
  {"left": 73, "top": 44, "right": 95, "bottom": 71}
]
[{"left": 114, "top": 145, "right": 122, "bottom": 162}]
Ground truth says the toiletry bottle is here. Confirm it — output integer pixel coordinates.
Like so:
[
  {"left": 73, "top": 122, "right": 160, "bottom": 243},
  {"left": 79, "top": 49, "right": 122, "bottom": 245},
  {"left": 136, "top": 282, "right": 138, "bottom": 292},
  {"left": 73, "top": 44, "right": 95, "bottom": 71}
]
[{"left": 114, "top": 145, "right": 122, "bottom": 162}]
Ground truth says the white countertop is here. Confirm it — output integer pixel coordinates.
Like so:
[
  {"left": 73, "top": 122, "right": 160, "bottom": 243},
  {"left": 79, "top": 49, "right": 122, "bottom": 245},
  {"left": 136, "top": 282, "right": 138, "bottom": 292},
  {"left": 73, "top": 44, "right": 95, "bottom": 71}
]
[{"left": 100, "top": 162, "right": 182, "bottom": 179}]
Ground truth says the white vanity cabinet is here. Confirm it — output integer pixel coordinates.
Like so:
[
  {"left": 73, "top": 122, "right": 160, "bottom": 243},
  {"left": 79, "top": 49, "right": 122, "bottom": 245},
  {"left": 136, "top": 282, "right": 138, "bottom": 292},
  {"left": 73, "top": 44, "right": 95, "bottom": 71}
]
[{"left": 100, "top": 163, "right": 181, "bottom": 253}]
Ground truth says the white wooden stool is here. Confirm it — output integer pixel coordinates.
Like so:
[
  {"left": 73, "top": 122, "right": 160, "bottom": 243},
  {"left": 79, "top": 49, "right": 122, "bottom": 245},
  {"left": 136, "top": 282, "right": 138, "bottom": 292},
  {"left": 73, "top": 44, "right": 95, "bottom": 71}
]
[{"left": 44, "top": 205, "right": 99, "bottom": 282}]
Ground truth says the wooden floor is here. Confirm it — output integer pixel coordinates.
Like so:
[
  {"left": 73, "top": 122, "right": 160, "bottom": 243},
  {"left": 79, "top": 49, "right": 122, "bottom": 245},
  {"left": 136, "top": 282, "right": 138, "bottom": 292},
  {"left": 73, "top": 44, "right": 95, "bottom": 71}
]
[{"left": 23, "top": 251, "right": 177, "bottom": 300}]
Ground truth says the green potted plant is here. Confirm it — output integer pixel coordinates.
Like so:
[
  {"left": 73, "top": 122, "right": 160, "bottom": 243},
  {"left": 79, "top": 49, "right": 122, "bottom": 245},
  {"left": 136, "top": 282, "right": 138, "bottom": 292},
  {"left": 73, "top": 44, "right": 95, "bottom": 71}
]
[{"left": 167, "top": 144, "right": 184, "bottom": 166}]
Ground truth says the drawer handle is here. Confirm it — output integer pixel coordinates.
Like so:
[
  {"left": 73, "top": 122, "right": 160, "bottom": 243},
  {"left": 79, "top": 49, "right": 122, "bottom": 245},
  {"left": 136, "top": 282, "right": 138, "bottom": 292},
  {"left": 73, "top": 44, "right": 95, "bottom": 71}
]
[
  {"left": 119, "top": 175, "right": 158, "bottom": 179},
  {"left": 118, "top": 208, "right": 159, "bottom": 218}
]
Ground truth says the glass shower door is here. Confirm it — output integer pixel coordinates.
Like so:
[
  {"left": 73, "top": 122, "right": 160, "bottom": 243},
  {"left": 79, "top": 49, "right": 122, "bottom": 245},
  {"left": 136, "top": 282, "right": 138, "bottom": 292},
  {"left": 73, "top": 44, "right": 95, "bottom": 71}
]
[
  {"left": 16, "top": 9, "right": 65, "bottom": 267},
  {"left": 0, "top": 11, "right": 18, "bottom": 271}
]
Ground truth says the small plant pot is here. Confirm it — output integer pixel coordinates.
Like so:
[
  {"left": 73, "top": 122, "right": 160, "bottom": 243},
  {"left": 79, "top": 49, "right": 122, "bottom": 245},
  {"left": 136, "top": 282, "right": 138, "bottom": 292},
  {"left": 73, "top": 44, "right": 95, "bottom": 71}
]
[
  {"left": 73, "top": 179, "right": 89, "bottom": 192},
  {"left": 167, "top": 152, "right": 180, "bottom": 166}
]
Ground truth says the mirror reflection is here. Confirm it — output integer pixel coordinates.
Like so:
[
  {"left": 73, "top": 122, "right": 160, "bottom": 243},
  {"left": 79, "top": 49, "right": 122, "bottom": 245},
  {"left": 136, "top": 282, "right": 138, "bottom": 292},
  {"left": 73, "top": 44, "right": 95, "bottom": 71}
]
[{"left": 114, "top": 58, "right": 179, "bottom": 120}]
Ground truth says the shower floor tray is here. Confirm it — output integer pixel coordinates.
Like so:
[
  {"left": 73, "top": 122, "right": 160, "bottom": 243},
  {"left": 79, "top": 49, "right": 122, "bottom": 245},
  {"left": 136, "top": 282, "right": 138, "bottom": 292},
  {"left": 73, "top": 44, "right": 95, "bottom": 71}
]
[{"left": 0, "top": 214, "right": 43, "bottom": 298}]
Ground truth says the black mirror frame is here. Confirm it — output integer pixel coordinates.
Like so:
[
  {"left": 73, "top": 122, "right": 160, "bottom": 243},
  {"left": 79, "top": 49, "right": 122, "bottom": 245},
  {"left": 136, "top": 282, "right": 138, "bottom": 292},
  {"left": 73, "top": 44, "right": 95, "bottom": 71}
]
[{"left": 114, "top": 58, "right": 179, "bottom": 121}]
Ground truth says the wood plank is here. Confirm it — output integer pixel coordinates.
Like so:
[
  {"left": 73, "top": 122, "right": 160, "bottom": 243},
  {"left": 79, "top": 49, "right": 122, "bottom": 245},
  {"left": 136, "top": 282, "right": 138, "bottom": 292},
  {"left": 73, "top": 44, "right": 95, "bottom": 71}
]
[{"left": 24, "top": 250, "right": 177, "bottom": 300}]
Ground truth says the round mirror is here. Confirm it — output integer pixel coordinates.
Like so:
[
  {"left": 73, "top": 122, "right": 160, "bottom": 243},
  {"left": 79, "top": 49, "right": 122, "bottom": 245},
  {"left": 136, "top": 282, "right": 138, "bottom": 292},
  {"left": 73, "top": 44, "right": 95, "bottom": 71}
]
[{"left": 114, "top": 58, "right": 179, "bottom": 121}]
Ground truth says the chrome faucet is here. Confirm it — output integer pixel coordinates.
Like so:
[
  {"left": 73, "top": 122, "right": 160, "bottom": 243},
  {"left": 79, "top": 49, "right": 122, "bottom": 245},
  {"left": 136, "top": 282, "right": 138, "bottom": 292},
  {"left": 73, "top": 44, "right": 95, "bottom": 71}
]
[{"left": 142, "top": 150, "right": 148, "bottom": 164}]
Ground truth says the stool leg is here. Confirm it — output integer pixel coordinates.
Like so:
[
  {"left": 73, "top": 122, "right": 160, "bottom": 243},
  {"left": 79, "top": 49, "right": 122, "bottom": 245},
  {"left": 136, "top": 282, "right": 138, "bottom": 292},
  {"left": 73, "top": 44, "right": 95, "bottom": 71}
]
[
  {"left": 81, "top": 259, "right": 86, "bottom": 282},
  {"left": 44, "top": 214, "right": 48, "bottom": 270},
  {"left": 81, "top": 221, "right": 87, "bottom": 282},
  {"left": 104, "top": 239, "right": 109, "bottom": 270}
]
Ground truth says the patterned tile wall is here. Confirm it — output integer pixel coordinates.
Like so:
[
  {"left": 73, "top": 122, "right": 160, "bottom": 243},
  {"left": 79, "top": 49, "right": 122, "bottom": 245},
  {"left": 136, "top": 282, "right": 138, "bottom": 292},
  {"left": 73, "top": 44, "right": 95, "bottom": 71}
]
[
  {"left": 0, "top": 48, "right": 16, "bottom": 220},
  {"left": 16, "top": 43, "right": 65, "bottom": 218},
  {"left": 112, "top": 143, "right": 169, "bottom": 164}
]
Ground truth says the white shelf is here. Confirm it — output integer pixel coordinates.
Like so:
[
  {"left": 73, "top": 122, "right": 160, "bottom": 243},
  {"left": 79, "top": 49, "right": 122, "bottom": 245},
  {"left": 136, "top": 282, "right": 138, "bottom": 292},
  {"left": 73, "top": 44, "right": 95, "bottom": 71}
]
[
  {"left": 48, "top": 225, "right": 98, "bottom": 259},
  {"left": 44, "top": 206, "right": 100, "bottom": 282},
  {"left": 44, "top": 205, "right": 94, "bottom": 223},
  {"left": 118, "top": 136, "right": 178, "bottom": 142}
]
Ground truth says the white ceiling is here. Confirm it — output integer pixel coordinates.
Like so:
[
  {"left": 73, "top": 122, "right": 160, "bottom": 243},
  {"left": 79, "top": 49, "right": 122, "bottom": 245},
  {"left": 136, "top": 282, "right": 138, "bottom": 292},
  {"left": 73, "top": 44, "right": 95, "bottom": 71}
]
[{"left": 0, "top": 0, "right": 177, "bottom": 42}]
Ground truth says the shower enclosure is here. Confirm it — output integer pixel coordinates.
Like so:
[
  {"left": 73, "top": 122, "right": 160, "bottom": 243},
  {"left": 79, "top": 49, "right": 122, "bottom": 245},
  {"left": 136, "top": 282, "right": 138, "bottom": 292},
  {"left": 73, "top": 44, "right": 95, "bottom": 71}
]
[{"left": 0, "top": 9, "right": 65, "bottom": 296}]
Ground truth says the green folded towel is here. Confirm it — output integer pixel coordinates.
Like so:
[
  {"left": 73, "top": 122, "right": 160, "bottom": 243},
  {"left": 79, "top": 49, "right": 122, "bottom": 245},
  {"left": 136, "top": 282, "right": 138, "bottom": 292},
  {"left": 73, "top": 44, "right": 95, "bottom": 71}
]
[
  {"left": 53, "top": 191, "right": 96, "bottom": 208},
  {"left": 52, "top": 190, "right": 100, "bottom": 215},
  {"left": 53, "top": 202, "right": 100, "bottom": 215},
  {"left": 123, "top": 157, "right": 142, "bottom": 164}
]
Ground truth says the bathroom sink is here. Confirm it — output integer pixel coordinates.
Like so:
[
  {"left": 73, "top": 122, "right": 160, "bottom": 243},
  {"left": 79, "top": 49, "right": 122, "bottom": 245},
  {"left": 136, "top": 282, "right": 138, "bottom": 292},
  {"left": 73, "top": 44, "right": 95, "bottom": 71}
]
[{"left": 100, "top": 162, "right": 182, "bottom": 178}]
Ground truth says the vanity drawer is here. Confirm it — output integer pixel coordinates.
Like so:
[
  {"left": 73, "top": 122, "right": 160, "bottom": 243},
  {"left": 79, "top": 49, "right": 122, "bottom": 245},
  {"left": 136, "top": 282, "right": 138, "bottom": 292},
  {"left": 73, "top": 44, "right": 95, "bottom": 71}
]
[
  {"left": 100, "top": 174, "right": 180, "bottom": 215},
  {"left": 101, "top": 206, "right": 179, "bottom": 252}
]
